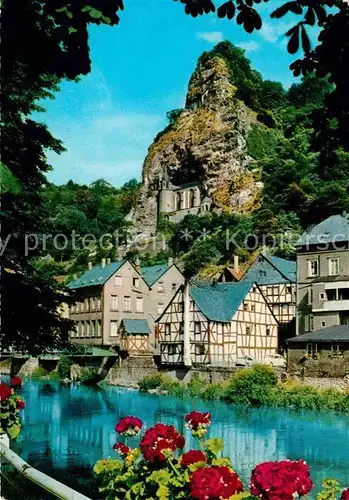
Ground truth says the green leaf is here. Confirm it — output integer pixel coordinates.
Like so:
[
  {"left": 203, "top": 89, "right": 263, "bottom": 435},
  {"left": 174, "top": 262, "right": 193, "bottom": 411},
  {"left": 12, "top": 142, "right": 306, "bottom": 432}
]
[
  {"left": 0, "top": 162, "right": 21, "bottom": 194},
  {"left": 89, "top": 8, "right": 103, "bottom": 19},
  {"left": 66, "top": 10, "right": 73, "bottom": 19},
  {"left": 102, "top": 15, "right": 112, "bottom": 24},
  {"left": 204, "top": 438, "right": 223, "bottom": 457},
  {"left": 7, "top": 423, "right": 21, "bottom": 439},
  {"left": 147, "top": 469, "right": 171, "bottom": 486},
  {"left": 157, "top": 484, "right": 170, "bottom": 500},
  {"left": 68, "top": 27, "right": 78, "bottom": 34},
  {"left": 212, "top": 457, "right": 233, "bottom": 467},
  {"left": 81, "top": 5, "right": 92, "bottom": 13}
]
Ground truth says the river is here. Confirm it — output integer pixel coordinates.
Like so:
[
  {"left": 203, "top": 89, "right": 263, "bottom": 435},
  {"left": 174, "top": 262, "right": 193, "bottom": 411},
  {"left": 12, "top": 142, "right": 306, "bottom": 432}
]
[{"left": 10, "top": 380, "right": 349, "bottom": 499}]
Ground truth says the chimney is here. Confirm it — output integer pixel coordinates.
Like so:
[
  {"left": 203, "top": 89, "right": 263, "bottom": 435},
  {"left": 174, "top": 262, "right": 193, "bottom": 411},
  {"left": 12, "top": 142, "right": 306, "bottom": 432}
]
[
  {"left": 168, "top": 257, "right": 173, "bottom": 267},
  {"left": 233, "top": 255, "right": 239, "bottom": 272},
  {"left": 88, "top": 262, "right": 92, "bottom": 270},
  {"left": 106, "top": 258, "right": 111, "bottom": 265},
  {"left": 101, "top": 258, "right": 106, "bottom": 268}
]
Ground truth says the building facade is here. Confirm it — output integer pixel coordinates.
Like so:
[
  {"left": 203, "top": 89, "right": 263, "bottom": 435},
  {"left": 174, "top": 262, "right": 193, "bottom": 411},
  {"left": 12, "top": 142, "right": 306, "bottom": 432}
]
[
  {"left": 67, "top": 258, "right": 184, "bottom": 350},
  {"left": 151, "top": 168, "right": 212, "bottom": 225},
  {"left": 296, "top": 213, "right": 349, "bottom": 335},
  {"left": 156, "top": 280, "right": 278, "bottom": 366},
  {"left": 219, "top": 254, "right": 296, "bottom": 324}
]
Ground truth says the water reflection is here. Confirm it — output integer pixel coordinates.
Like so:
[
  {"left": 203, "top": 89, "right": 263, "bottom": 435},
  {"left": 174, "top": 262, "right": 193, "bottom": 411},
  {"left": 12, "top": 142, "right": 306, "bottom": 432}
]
[{"left": 12, "top": 381, "right": 349, "bottom": 499}]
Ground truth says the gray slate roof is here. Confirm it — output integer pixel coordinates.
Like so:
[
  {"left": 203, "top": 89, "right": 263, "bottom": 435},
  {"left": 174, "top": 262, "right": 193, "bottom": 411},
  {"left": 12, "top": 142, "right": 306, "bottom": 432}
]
[
  {"left": 190, "top": 280, "right": 253, "bottom": 322},
  {"left": 287, "top": 325, "right": 349, "bottom": 344},
  {"left": 243, "top": 255, "right": 296, "bottom": 285},
  {"left": 67, "top": 260, "right": 126, "bottom": 289},
  {"left": 122, "top": 319, "right": 151, "bottom": 336},
  {"left": 296, "top": 214, "right": 349, "bottom": 247}
]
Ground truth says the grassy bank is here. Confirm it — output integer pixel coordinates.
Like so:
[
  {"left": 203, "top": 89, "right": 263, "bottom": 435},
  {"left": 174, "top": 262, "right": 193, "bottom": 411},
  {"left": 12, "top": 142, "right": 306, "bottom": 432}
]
[{"left": 139, "top": 366, "right": 349, "bottom": 414}]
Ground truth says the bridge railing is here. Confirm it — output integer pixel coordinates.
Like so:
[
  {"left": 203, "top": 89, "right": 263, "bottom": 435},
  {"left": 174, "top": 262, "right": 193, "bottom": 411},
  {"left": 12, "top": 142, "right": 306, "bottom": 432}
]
[{"left": 0, "top": 438, "right": 92, "bottom": 500}]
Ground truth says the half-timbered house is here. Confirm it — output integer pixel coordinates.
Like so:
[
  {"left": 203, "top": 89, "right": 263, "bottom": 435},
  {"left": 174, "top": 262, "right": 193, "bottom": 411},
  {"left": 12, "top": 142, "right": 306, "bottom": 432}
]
[
  {"left": 156, "top": 280, "right": 279, "bottom": 366},
  {"left": 119, "top": 319, "right": 151, "bottom": 353},
  {"left": 219, "top": 254, "right": 296, "bottom": 324}
]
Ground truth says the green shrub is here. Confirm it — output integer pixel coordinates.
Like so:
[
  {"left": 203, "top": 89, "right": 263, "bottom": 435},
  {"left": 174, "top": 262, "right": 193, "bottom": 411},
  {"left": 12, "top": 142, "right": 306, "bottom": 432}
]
[
  {"left": 224, "top": 365, "right": 278, "bottom": 406},
  {"left": 57, "top": 355, "right": 72, "bottom": 379},
  {"left": 31, "top": 367, "right": 48, "bottom": 378},
  {"left": 160, "top": 376, "right": 186, "bottom": 397},
  {"left": 203, "top": 382, "right": 225, "bottom": 400},
  {"left": 187, "top": 373, "right": 206, "bottom": 397},
  {"left": 80, "top": 367, "right": 100, "bottom": 385},
  {"left": 139, "top": 373, "right": 164, "bottom": 391}
]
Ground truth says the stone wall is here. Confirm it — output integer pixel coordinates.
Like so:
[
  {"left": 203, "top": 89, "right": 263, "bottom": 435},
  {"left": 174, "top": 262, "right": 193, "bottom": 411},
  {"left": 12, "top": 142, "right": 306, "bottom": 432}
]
[
  {"left": 106, "top": 355, "right": 158, "bottom": 388},
  {"left": 287, "top": 348, "right": 349, "bottom": 378}
]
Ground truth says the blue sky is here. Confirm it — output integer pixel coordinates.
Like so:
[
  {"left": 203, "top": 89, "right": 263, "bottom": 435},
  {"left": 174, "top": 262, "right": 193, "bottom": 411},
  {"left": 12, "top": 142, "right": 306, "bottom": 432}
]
[{"left": 43, "top": 0, "right": 311, "bottom": 187}]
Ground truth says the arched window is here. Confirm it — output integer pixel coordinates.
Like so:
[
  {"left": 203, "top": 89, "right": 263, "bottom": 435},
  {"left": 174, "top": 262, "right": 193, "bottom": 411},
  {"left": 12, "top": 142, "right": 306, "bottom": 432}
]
[
  {"left": 189, "top": 189, "right": 195, "bottom": 208},
  {"left": 176, "top": 192, "right": 181, "bottom": 211}
]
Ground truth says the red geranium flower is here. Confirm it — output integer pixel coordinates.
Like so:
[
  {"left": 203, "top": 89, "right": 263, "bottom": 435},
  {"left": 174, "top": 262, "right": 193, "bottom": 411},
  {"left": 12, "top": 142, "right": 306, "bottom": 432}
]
[
  {"left": 341, "top": 488, "right": 349, "bottom": 500},
  {"left": 113, "top": 442, "right": 130, "bottom": 455},
  {"left": 16, "top": 399, "right": 26, "bottom": 410},
  {"left": 250, "top": 460, "right": 313, "bottom": 500},
  {"left": 11, "top": 376, "right": 22, "bottom": 388},
  {"left": 140, "top": 423, "right": 185, "bottom": 462},
  {"left": 115, "top": 416, "right": 143, "bottom": 436},
  {"left": 190, "top": 466, "right": 243, "bottom": 500},
  {"left": 185, "top": 412, "right": 211, "bottom": 431},
  {"left": 0, "top": 383, "right": 12, "bottom": 402},
  {"left": 180, "top": 450, "right": 207, "bottom": 467}
]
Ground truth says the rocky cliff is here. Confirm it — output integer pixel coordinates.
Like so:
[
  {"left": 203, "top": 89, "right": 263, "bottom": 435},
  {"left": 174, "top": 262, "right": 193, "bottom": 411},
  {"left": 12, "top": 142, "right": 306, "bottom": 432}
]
[{"left": 130, "top": 44, "right": 262, "bottom": 237}]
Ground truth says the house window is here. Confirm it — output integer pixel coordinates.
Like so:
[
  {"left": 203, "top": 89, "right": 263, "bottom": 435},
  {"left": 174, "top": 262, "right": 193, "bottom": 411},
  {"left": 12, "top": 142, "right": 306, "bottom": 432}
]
[
  {"left": 110, "top": 295, "right": 118, "bottom": 310},
  {"left": 305, "top": 315, "right": 314, "bottom": 332},
  {"left": 158, "top": 282, "right": 164, "bottom": 293},
  {"left": 266, "top": 327, "right": 271, "bottom": 337},
  {"left": 246, "top": 325, "right": 251, "bottom": 335},
  {"left": 251, "top": 304, "right": 255, "bottom": 312},
  {"left": 177, "top": 302, "right": 184, "bottom": 313},
  {"left": 90, "top": 321, "right": 95, "bottom": 338},
  {"left": 194, "top": 322, "right": 201, "bottom": 336},
  {"left": 320, "top": 292, "right": 325, "bottom": 300},
  {"left": 266, "top": 286, "right": 273, "bottom": 296},
  {"left": 96, "top": 297, "right": 101, "bottom": 310},
  {"left": 286, "top": 285, "right": 292, "bottom": 294},
  {"left": 252, "top": 286, "right": 257, "bottom": 293},
  {"left": 165, "top": 323, "right": 171, "bottom": 336},
  {"left": 90, "top": 297, "right": 95, "bottom": 311},
  {"left": 114, "top": 275, "right": 122, "bottom": 286},
  {"left": 273, "top": 286, "right": 279, "bottom": 295},
  {"left": 273, "top": 304, "right": 280, "bottom": 315},
  {"left": 110, "top": 320, "right": 118, "bottom": 337},
  {"left": 133, "top": 277, "right": 140, "bottom": 289},
  {"left": 329, "top": 258, "right": 339, "bottom": 276},
  {"left": 168, "top": 344, "right": 178, "bottom": 356},
  {"left": 96, "top": 320, "right": 101, "bottom": 337},
  {"left": 172, "top": 283, "right": 177, "bottom": 292},
  {"left": 308, "top": 260, "right": 319, "bottom": 277},
  {"left": 308, "top": 288, "right": 313, "bottom": 305},
  {"left": 84, "top": 298, "right": 89, "bottom": 312},
  {"left": 136, "top": 297, "right": 143, "bottom": 313},
  {"left": 243, "top": 302, "right": 249, "bottom": 311},
  {"left": 157, "top": 303, "right": 164, "bottom": 314},
  {"left": 306, "top": 343, "right": 317, "bottom": 356},
  {"left": 195, "top": 343, "right": 205, "bottom": 356},
  {"left": 124, "top": 296, "right": 131, "bottom": 311},
  {"left": 321, "top": 321, "right": 326, "bottom": 327}
]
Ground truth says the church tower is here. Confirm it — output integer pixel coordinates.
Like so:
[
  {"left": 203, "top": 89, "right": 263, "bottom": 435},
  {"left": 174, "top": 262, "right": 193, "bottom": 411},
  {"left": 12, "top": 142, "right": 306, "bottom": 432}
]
[{"left": 158, "top": 167, "right": 174, "bottom": 215}]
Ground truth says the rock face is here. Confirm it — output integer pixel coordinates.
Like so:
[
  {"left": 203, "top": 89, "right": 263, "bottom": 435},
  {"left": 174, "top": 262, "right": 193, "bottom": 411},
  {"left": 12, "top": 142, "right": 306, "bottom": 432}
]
[{"left": 131, "top": 49, "right": 260, "bottom": 237}]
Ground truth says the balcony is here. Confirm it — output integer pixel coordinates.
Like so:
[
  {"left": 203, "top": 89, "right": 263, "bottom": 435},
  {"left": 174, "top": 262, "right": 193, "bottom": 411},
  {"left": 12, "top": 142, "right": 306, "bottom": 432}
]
[
  {"left": 313, "top": 287, "right": 349, "bottom": 312},
  {"left": 313, "top": 300, "right": 349, "bottom": 312}
]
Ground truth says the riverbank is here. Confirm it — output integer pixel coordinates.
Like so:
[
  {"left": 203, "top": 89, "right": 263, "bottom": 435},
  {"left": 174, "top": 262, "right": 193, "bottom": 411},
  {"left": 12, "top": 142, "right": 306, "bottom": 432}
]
[{"left": 138, "top": 366, "right": 349, "bottom": 414}]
